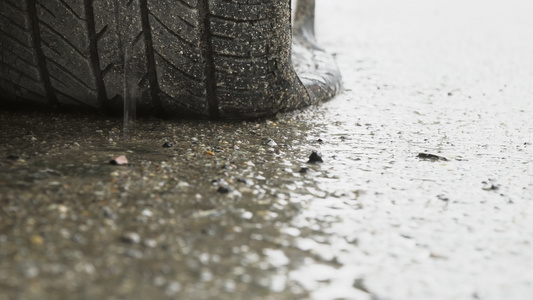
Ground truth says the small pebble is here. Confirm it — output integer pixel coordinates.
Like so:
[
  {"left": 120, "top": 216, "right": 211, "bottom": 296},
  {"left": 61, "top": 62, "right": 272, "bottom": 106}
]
[
  {"left": 125, "top": 249, "right": 143, "bottom": 259},
  {"left": 437, "top": 194, "right": 449, "bottom": 202},
  {"left": 353, "top": 278, "right": 371, "bottom": 293},
  {"left": 110, "top": 155, "right": 128, "bottom": 165},
  {"left": 102, "top": 206, "right": 116, "bottom": 219},
  {"left": 417, "top": 153, "right": 447, "bottom": 161},
  {"left": 23, "top": 265, "right": 39, "bottom": 278},
  {"left": 482, "top": 183, "right": 500, "bottom": 191},
  {"left": 143, "top": 239, "right": 158, "bottom": 248},
  {"left": 165, "top": 281, "right": 182, "bottom": 296},
  {"left": 217, "top": 186, "right": 232, "bottom": 194},
  {"left": 154, "top": 276, "right": 166, "bottom": 286},
  {"left": 177, "top": 181, "right": 189, "bottom": 188},
  {"left": 266, "top": 138, "right": 277, "bottom": 147},
  {"left": 237, "top": 178, "right": 249, "bottom": 184},
  {"left": 121, "top": 232, "right": 141, "bottom": 244},
  {"left": 30, "top": 235, "right": 44, "bottom": 246},
  {"left": 162, "top": 142, "right": 174, "bottom": 148},
  {"left": 141, "top": 209, "right": 153, "bottom": 217},
  {"left": 308, "top": 151, "right": 324, "bottom": 163}
]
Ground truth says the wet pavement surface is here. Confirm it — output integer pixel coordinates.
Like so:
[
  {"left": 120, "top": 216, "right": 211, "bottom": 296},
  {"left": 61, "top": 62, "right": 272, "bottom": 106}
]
[{"left": 1, "top": 0, "right": 533, "bottom": 299}]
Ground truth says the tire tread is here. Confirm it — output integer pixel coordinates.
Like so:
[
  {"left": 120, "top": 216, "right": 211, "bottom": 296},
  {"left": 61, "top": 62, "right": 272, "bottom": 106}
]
[{"left": 0, "top": 0, "right": 334, "bottom": 118}]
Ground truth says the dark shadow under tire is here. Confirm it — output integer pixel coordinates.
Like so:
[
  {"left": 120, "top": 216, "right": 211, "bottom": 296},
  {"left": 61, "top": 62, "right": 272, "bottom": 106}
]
[{"left": 0, "top": 0, "right": 341, "bottom": 119}]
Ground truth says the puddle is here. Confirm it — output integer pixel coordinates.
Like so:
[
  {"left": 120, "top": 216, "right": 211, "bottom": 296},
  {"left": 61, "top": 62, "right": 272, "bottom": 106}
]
[{"left": 280, "top": 1, "right": 533, "bottom": 299}]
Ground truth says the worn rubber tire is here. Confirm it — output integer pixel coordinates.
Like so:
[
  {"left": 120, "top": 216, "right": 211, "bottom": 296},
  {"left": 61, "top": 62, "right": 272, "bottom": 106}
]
[{"left": 0, "top": 0, "right": 340, "bottom": 119}]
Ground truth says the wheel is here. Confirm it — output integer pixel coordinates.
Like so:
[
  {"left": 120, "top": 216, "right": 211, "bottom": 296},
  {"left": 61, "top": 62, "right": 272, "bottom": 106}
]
[{"left": 0, "top": 0, "right": 341, "bottom": 119}]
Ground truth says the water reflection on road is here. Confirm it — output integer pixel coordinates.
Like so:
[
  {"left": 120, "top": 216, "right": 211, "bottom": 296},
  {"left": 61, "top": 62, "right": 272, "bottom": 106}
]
[{"left": 284, "top": 0, "right": 533, "bottom": 299}]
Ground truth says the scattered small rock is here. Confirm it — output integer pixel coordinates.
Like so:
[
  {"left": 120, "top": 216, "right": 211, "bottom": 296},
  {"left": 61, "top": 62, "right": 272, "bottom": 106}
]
[
  {"left": 437, "top": 194, "right": 449, "bottom": 202},
  {"left": 121, "top": 232, "right": 141, "bottom": 244},
  {"left": 417, "top": 153, "right": 448, "bottom": 161},
  {"left": 236, "top": 178, "right": 252, "bottom": 185},
  {"left": 263, "top": 138, "right": 277, "bottom": 147},
  {"left": 110, "top": 155, "right": 128, "bottom": 165},
  {"left": 299, "top": 167, "right": 309, "bottom": 174},
  {"left": 162, "top": 142, "right": 174, "bottom": 148},
  {"left": 154, "top": 276, "right": 166, "bottom": 286},
  {"left": 143, "top": 239, "right": 158, "bottom": 248},
  {"left": 482, "top": 181, "right": 500, "bottom": 191},
  {"left": 141, "top": 209, "right": 153, "bottom": 217},
  {"left": 217, "top": 186, "right": 232, "bottom": 194},
  {"left": 308, "top": 151, "right": 324, "bottom": 164},
  {"left": 176, "top": 181, "right": 189, "bottom": 188},
  {"left": 30, "top": 235, "right": 44, "bottom": 246},
  {"left": 22, "top": 264, "right": 39, "bottom": 278},
  {"left": 487, "top": 184, "right": 500, "bottom": 191},
  {"left": 125, "top": 249, "right": 143, "bottom": 259},
  {"left": 102, "top": 206, "right": 116, "bottom": 219},
  {"left": 353, "top": 278, "right": 371, "bottom": 293},
  {"left": 214, "top": 146, "right": 223, "bottom": 152},
  {"left": 6, "top": 155, "right": 20, "bottom": 161},
  {"left": 165, "top": 281, "right": 182, "bottom": 296}
]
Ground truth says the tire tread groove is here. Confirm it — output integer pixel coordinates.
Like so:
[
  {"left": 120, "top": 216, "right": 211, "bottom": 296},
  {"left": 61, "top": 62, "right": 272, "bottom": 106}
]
[
  {"left": 85, "top": 0, "right": 107, "bottom": 108},
  {"left": 28, "top": 0, "right": 57, "bottom": 105},
  {"left": 199, "top": 0, "right": 219, "bottom": 118},
  {"left": 139, "top": 0, "right": 163, "bottom": 113}
]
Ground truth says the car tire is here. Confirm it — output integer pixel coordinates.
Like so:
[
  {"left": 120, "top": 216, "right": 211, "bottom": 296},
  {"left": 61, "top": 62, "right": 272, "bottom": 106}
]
[{"left": 0, "top": 0, "right": 341, "bottom": 119}]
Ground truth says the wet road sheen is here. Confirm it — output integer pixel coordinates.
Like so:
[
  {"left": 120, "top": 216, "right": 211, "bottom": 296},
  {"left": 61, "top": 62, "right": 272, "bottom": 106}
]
[{"left": 1, "top": 0, "right": 533, "bottom": 299}]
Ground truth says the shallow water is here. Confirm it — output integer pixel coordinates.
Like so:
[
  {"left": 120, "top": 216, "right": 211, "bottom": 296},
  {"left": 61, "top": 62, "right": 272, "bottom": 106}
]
[
  {"left": 288, "top": 1, "right": 533, "bottom": 298},
  {"left": 1, "top": 0, "right": 533, "bottom": 299}
]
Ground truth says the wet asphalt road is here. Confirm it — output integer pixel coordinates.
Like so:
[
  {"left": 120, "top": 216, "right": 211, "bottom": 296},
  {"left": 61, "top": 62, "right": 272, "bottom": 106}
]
[{"left": 1, "top": 0, "right": 533, "bottom": 299}]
